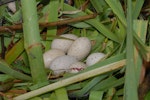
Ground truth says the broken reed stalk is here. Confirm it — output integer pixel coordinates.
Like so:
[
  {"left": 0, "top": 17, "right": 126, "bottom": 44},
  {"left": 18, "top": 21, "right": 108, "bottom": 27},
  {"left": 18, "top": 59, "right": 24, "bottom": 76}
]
[
  {"left": 0, "top": 13, "right": 97, "bottom": 33},
  {"left": 21, "top": 0, "right": 47, "bottom": 83},
  {"left": 13, "top": 59, "right": 126, "bottom": 100}
]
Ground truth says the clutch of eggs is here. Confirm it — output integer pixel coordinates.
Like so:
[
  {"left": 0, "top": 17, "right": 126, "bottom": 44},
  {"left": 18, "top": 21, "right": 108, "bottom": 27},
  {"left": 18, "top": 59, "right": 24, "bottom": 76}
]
[{"left": 43, "top": 34, "right": 106, "bottom": 75}]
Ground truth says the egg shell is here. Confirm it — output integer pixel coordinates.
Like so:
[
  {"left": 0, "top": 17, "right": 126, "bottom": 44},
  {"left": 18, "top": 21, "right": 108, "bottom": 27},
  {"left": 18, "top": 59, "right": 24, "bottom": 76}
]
[
  {"left": 68, "top": 37, "right": 91, "bottom": 60},
  {"left": 69, "top": 62, "right": 87, "bottom": 73},
  {"left": 86, "top": 52, "right": 106, "bottom": 66},
  {"left": 50, "top": 55, "right": 78, "bottom": 75},
  {"left": 51, "top": 34, "right": 78, "bottom": 53},
  {"left": 43, "top": 49, "right": 65, "bottom": 68}
]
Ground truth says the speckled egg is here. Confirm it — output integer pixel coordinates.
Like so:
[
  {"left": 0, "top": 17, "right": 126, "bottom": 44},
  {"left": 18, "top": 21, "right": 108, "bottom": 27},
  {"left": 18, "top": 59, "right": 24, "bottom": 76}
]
[
  {"left": 50, "top": 55, "right": 78, "bottom": 75},
  {"left": 43, "top": 49, "right": 65, "bottom": 68},
  {"left": 86, "top": 52, "right": 106, "bottom": 66},
  {"left": 67, "top": 37, "right": 91, "bottom": 60},
  {"left": 51, "top": 34, "right": 78, "bottom": 53}
]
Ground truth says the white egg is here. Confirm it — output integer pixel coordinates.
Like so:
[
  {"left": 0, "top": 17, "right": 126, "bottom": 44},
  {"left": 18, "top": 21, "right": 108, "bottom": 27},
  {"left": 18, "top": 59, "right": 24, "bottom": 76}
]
[
  {"left": 51, "top": 34, "right": 78, "bottom": 53},
  {"left": 86, "top": 52, "right": 106, "bottom": 66},
  {"left": 69, "top": 62, "right": 87, "bottom": 73},
  {"left": 50, "top": 55, "right": 78, "bottom": 75},
  {"left": 68, "top": 37, "right": 91, "bottom": 60},
  {"left": 7, "top": 2, "right": 16, "bottom": 13},
  {"left": 43, "top": 49, "right": 65, "bottom": 68}
]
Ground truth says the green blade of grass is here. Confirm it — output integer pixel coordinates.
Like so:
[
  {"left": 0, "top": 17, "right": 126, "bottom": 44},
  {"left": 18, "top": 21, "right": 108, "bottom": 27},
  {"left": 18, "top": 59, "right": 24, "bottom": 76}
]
[
  {"left": 91, "top": 77, "right": 124, "bottom": 91},
  {"left": 90, "top": 0, "right": 104, "bottom": 13},
  {"left": 105, "top": 0, "right": 126, "bottom": 25},
  {"left": 124, "top": 0, "right": 138, "bottom": 99},
  {"left": 69, "top": 21, "right": 92, "bottom": 28},
  {"left": 0, "top": 74, "right": 14, "bottom": 82},
  {"left": 5, "top": 38, "right": 24, "bottom": 64},
  {"left": 85, "top": 19, "right": 121, "bottom": 43},
  {"left": 89, "top": 91, "right": 104, "bottom": 100},
  {"left": 133, "top": 33, "right": 150, "bottom": 61},
  {"left": 49, "top": 92, "right": 57, "bottom": 100},
  {"left": 66, "top": 80, "right": 88, "bottom": 91},
  {"left": 0, "top": 60, "right": 31, "bottom": 81},
  {"left": 133, "top": 20, "right": 148, "bottom": 84},
  {"left": 70, "top": 74, "right": 108, "bottom": 97},
  {"left": 55, "top": 88, "right": 69, "bottom": 100},
  {"left": 45, "top": 0, "right": 59, "bottom": 51},
  {"left": 106, "top": 88, "right": 116, "bottom": 100},
  {"left": 28, "top": 97, "right": 42, "bottom": 100},
  {"left": 132, "top": 0, "right": 144, "bottom": 19}
]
